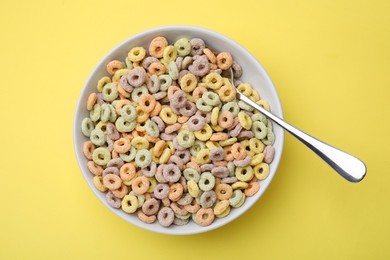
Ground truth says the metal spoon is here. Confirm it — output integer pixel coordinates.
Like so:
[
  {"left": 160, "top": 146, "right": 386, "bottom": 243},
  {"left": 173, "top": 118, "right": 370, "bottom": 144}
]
[{"left": 236, "top": 90, "right": 367, "bottom": 182}]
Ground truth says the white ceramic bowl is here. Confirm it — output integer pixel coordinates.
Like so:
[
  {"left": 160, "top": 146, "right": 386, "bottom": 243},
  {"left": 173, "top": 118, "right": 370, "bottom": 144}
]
[{"left": 73, "top": 25, "right": 284, "bottom": 235}]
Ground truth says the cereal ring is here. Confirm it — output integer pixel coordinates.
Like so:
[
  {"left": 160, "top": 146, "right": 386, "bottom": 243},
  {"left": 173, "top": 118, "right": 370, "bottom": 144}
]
[
  {"left": 244, "top": 181, "right": 260, "bottom": 197},
  {"left": 142, "top": 198, "right": 160, "bottom": 216},
  {"left": 112, "top": 183, "right": 129, "bottom": 199},
  {"left": 219, "top": 137, "right": 237, "bottom": 147},
  {"left": 97, "top": 76, "right": 111, "bottom": 92},
  {"left": 87, "top": 161, "right": 103, "bottom": 176},
  {"left": 174, "top": 38, "right": 191, "bottom": 57},
  {"left": 147, "top": 74, "right": 160, "bottom": 94},
  {"left": 233, "top": 154, "right": 252, "bottom": 168},
  {"left": 92, "top": 147, "right": 111, "bottom": 166},
  {"left": 190, "top": 38, "right": 206, "bottom": 56},
  {"left": 159, "top": 107, "right": 178, "bottom": 125},
  {"left": 128, "top": 47, "right": 146, "bottom": 62},
  {"left": 131, "top": 176, "right": 150, "bottom": 195},
  {"left": 87, "top": 93, "right": 97, "bottom": 111},
  {"left": 179, "top": 73, "right": 198, "bottom": 93},
  {"left": 200, "top": 190, "right": 217, "bottom": 208},
  {"left": 198, "top": 172, "right": 215, "bottom": 191},
  {"left": 119, "top": 163, "right": 136, "bottom": 181},
  {"left": 217, "top": 83, "right": 235, "bottom": 102},
  {"left": 103, "top": 174, "right": 122, "bottom": 190},
  {"left": 211, "top": 166, "right": 229, "bottom": 178},
  {"left": 81, "top": 118, "right": 94, "bottom": 137},
  {"left": 119, "top": 74, "right": 134, "bottom": 93},
  {"left": 213, "top": 200, "right": 230, "bottom": 216},
  {"left": 204, "top": 72, "right": 223, "bottom": 90},
  {"left": 131, "top": 136, "right": 149, "bottom": 150},
  {"left": 113, "top": 138, "right": 131, "bottom": 153},
  {"left": 119, "top": 146, "right": 137, "bottom": 162},
  {"left": 195, "top": 148, "right": 211, "bottom": 164},
  {"left": 195, "top": 208, "right": 214, "bottom": 226},
  {"left": 168, "top": 61, "right": 179, "bottom": 80},
  {"left": 203, "top": 48, "right": 217, "bottom": 64},
  {"left": 106, "top": 191, "right": 121, "bottom": 208},
  {"left": 216, "top": 52, "right": 233, "bottom": 70},
  {"left": 187, "top": 180, "right": 200, "bottom": 198},
  {"left": 158, "top": 207, "right": 175, "bottom": 227},
  {"left": 151, "top": 116, "right": 166, "bottom": 132},
  {"left": 209, "top": 147, "right": 226, "bottom": 162},
  {"left": 232, "top": 61, "right": 243, "bottom": 77},
  {"left": 142, "top": 56, "right": 159, "bottom": 70},
  {"left": 162, "top": 164, "right": 181, "bottom": 182},
  {"left": 183, "top": 168, "right": 201, "bottom": 183},
  {"left": 231, "top": 143, "right": 246, "bottom": 160},
  {"left": 148, "top": 62, "right": 166, "bottom": 75},
  {"left": 263, "top": 145, "right": 275, "bottom": 163},
  {"left": 83, "top": 141, "right": 95, "bottom": 160},
  {"left": 139, "top": 94, "right": 156, "bottom": 113},
  {"left": 176, "top": 130, "right": 195, "bottom": 148},
  {"left": 171, "top": 90, "right": 187, "bottom": 108},
  {"left": 251, "top": 121, "right": 268, "bottom": 139},
  {"left": 93, "top": 176, "right": 107, "bottom": 192},
  {"left": 188, "top": 55, "right": 209, "bottom": 77},
  {"left": 238, "top": 111, "right": 252, "bottom": 130},
  {"left": 121, "top": 194, "right": 138, "bottom": 213},
  {"left": 154, "top": 183, "right": 170, "bottom": 199},
  {"left": 135, "top": 149, "right": 152, "bottom": 168},
  {"left": 101, "top": 83, "right": 118, "bottom": 102},
  {"left": 149, "top": 36, "right": 168, "bottom": 58},
  {"left": 169, "top": 183, "right": 184, "bottom": 202},
  {"left": 106, "top": 122, "right": 120, "bottom": 141},
  {"left": 202, "top": 91, "right": 221, "bottom": 106},
  {"left": 102, "top": 166, "right": 119, "bottom": 178},
  {"left": 106, "top": 60, "right": 124, "bottom": 75},
  {"left": 218, "top": 110, "right": 234, "bottom": 129},
  {"left": 163, "top": 45, "right": 177, "bottom": 64},
  {"left": 235, "top": 166, "right": 254, "bottom": 182},
  {"left": 141, "top": 161, "right": 156, "bottom": 177},
  {"left": 262, "top": 128, "right": 275, "bottom": 146},
  {"left": 174, "top": 149, "right": 191, "bottom": 164},
  {"left": 253, "top": 163, "right": 270, "bottom": 180},
  {"left": 187, "top": 115, "right": 206, "bottom": 131}
]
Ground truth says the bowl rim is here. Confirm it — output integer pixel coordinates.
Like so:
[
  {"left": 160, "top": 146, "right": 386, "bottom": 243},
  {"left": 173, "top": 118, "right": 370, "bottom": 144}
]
[{"left": 73, "top": 25, "right": 284, "bottom": 235}]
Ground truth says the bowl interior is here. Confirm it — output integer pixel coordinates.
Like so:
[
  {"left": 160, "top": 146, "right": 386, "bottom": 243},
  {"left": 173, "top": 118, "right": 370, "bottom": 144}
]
[{"left": 74, "top": 26, "right": 284, "bottom": 235}]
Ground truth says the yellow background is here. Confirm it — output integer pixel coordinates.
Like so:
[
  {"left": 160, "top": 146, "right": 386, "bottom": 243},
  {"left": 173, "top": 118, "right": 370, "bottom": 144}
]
[{"left": 1, "top": 0, "right": 389, "bottom": 259}]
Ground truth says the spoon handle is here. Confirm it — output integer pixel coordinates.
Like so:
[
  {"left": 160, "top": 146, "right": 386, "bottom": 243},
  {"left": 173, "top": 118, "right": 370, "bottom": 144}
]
[{"left": 237, "top": 92, "right": 366, "bottom": 182}]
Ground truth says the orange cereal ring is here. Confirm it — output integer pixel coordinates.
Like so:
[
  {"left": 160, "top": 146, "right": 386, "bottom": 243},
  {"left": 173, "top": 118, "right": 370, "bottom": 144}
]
[
  {"left": 113, "top": 138, "right": 131, "bottom": 153},
  {"left": 214, "top": 161, "right": 228, "bottom": 167},
  {"left": 87, "top": 93, "right": 97, "bottom": 111},
  {"left": 186, "top": 161, "right": 201, "bottom": 173},
  {"left": 144, "top": 134, "right": 159, "bottom": 143},
  {"left": 136, "top": 106, "right": 150, "bottom": 123},
  {"left": 112, "top": 150, "right": 119, "bottom": 159},
  {"left": 117, "top": 82, "right": 131, "bottom": 98},
  {"left": 170, "top": 202, "right": 188, "bottom": 216},
  {"left": 153, "top": 140, "right": 166, "bottom": 157},
  {"left": 218, "top": 84, "right": 236, "bottom": 102},
  {"left": 103, "top": 174, "right": 122, "bottom": 190},
  {"left": 231, "top": 143, "right": 247, "bottom": 160},
  {"left": 149, "top": 101, "right": 162, "bottom": 117},
  {"left": 167, "top": 85, "right": 180, "bottom": 100},
  {"left": 216, "top": 52, "right": 233, "bottom": 70},
  {"left": 215, "top": 184, "right": 233, "bottom": 200},
  {"left": 119, "top": 163, "right": 136, "bottom": 181},
  {"left": 148, "top": 62, "right": 166, "bottom": 75},
  {"left": 112, "top": 183, "right": 129, "bottom": 199},
  {"left": 131, "top": 176, "right": 150, "bottom": 195},
  {"left": 168, "top": 183, "right": 184, "bottom": 202},
  {"left": 139, "top": 94, "right": 156, "bottom": 113},
  {"left": 106, "top": 60, "right": 124, "bottom": 75},
  {"left": 195, "top": 208, "right": 215, "bottom": 226},
  {"left": 192, "top": 86, "right": 207, "bottom": 102},
  {"left": 137, "top": 210, "right": 157, "bottom": 224},
  {"left": 203, "top": 48, "right": 217, "bottom": 64},
  {"left": 115, "top": 99, "right": 132, "bottom": 115},
  {"left": 224, "top": 145, "right": 234, "bottom": 161},
  {"left": 83, "top": 141, "right": 95, "bottom": 160},
  {"left": 162, "top": 197, "right": 171, "bottom": 207},
  {"left": 210, "top": 132, "right": 229, "bottom": 141},
  {"left": 149, "top": 36, "right": 168, "bottom": 58},
  {"left": 244, "top": 181, "right": 260, "bottom": 197},
  {"left": 87, "top": 161, "right": 103, "bottom": 176},
  {"left": 218, "top": 110, "right": 234, "bottom": 129}
]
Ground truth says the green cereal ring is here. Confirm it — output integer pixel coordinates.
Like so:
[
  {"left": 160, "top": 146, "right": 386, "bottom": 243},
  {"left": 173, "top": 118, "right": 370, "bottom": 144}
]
[
  {"left": 81, "top": 117, "right": 94, "bottom": 137},
  {"left": 163, "top": 45, "right": 177, "bottom": 64},
  {"left": 251, "top": 112, "right": 268, "bottom": 125},
  {"left": 92, "top": 147, "right": 111, "bottom": 166},
  {"left": 227, "top": 161, "right": 236, "bottom": 177},
  {"left": 120, "top": 146, "right": 136, "bottom": 162},
  {"left": 251, "top": 121, "right": 268, "bottom": 139},
  {"left": 121, "top": 105, "right": 137, "bottom": 122},
  {"left": 100, "top": 103, "right": 111, "bottom": 122},
  {"left": 190, "top": 140, "right": 206, "bottom": 157},
  {"left": 177, "top": 130, "right": 195, "bottom": 148},
  {"left": 235, "top": 166, "right": 254, "bottom": 182},
  {"left": 158, "top": 74, "right": 172, "bottom": 91},
  {"left": 262, "top": 128, "right": 275, "bottom": 145},
  {"left": 174, "top": 38, "right": 191, "bottom": 57},
  {"left": 198, "top": 172, "right": 215, "bottom": 191},
  {"left": 131, "top": 86, "right": 148, "bottom": 103},
  {"left": 238, "top": 100, "right": 254, "bottom": 111},
  {"left": 222, "top": 102, "right": 240, "bottom": 117},
  {"left": 202, "top": 91, "right": 221, "bottom": 106},
  {"left": 232, "top": 193, "right": 246, "bottom": 208},
  {"left": 90, "top": 104, "right": 101, "bottom": 122},
  {"left": 229, "top": 189, "right": 243, "bottom": 207},
  {"left": 267, "top": 120, "right": 273, "bottom": 130},
  {"left": 90, "top": 128, "right": 106, "bottom": 146},
  {"left": 145, "top": 120, "right": 160, "bottom": 138},
  {"left": 102, "top": 83, "right": 118, "bottom": 102},
  {"left": 183, "top": 168, "right": 200, "bottom": 183},
  {"left": 196, "top": 98, "right": 213, "bottom": 112},
  {"left": 108, "top": 104, "right": 117, "bottom": 122},
  {"left": 115, "top": 117, "right": 136, "bottom": 132},
  {"left": 135, "top": 149, "right": 152, "bottom": 168},
  {"left": 168, "top": 61, "right": 179, "bottom": 81},
  {"left": 97, "top": 76, "right": 111, "bottom": 92},
  {"left": 125, "top": 57, "right": 133, "bottom": 70}
]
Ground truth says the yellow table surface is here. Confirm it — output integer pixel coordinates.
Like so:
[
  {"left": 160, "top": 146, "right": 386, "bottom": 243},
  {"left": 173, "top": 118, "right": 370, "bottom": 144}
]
[{"left": 1, "top": 0, "right": 389, "bottom": 259}]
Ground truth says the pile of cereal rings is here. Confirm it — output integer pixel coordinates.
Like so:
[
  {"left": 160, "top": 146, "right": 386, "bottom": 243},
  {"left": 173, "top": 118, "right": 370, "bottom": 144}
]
[{"left": 81, "top": 36, "right": 275, "bottom": 227}]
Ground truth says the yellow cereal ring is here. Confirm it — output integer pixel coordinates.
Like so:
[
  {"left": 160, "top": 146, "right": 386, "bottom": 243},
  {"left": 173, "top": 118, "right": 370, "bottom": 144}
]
[
  {"left": 159, "top": 107, "right": 178, "bottom": 125},
  {"left": 178, "top": 116, "right": 189, "bottom": 124},
  {"left": 166, "top": 141, "right": 175, "bottom": 153},
  {"left": 204, "top": 72, "right": 223, "bottom": 90},
  {"left": 93, "top": 176, "right": 107, "bottom": 192},
  {"left": 253, "top": 163, "right": 270, "bottom": 180},
  {"left": 194, "top": 124, "right": 212, "bottom": 141},
  {"left": 238, "top": 112, "right": 252, "bottom": 130},
  {"left": 240, "top": 140, "right": 254, "bottom": 156},
  {"left": 219, "top": 137, "right": 238, "bottom": 147},
  {"left": 217, "top": 83, "right": 236, "bottom": 102},
  {"left": 232, "top": 181, "right": 249, "bottom": 190},
  {"left": 128, "top": 47, "right": 146, "bottom": 62},
  {"left": 122, "top": 195, "right": 139, "bottom": 213},
  {"left": 205, "top": 141, "right": 218, "bottom": 150},
  {"left": 232, "top": 193, "right": 246, "bottom": 208},
  {"left": 237, "top": 83, "right": 253, "bottom": 96},
  {"left": 112, "top": 69, "right": 129, "bottom": 82},
  {"left": 148, "top": 177, "right": 157, "bottom": 193},
  {"left": 195, "top": 148, "right": 211, "bottom": 164},
  {"left": 131, "top": 136, "right": 149, "bottom": 150},
  {"left": 213, "top": 200, "right": 230, "bottom": 215},
  {"left": 180, "top": 73, "right": 198, "bottom": 92},
  {"left": 250, "top": 153, "right": 265, "bottom": 166},
  {"left": 257, "top": 99, "right": 270, "bottom": 111},
  {"left": 211, "top": 107, "right": 220, "bottom": 126},
  {"left": 159, "top": 148, "right": 172, "bottom": 164},
  {"left": 235, "top": 166, "right": 254, "bottom": 182},
  {"left": 97, "top": 76, "right": 111, "bottom": 92},
  {"left": 211, "top": 124, "right": 224, "bottom": 132},
  {"left": 162, "top": 45, "right": 177, "bottom": 64},
  {"left": 215, "top": 204, "right": 231, "bottom": 218},
  {"left": 187, "top": 180, "right": 200, "bottom": 198},
  {"left": 249, "top": 89, "right": 260, "bottom": 101},
  {"left": 249, "top": 138, "right": 264, "bottom": 154}
]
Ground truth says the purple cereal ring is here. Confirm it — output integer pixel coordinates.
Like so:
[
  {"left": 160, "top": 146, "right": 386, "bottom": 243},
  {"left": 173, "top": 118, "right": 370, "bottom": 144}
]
[
  {"left": 187, "top": 115, "right": 206, "bottom": 131},
  {"left": 195, "top": 110, "right": 211, "bottom": 124},
  {"left": 107, "top": 158, "right": 124, "bottom": 169},
  {"left": 102, "top": 167, "right": 120, "bottom": 177},
  {"left": 157, "top": 207, "right": 174, "bottom": 227},
  {"left": 106, "top": 122, "right": 120, "bottom": 140},
  {"left": 142, "top": 56, "right": 159, "bottom": 70},
  {"left": 160, "top": 133, "right": 176, "bottom": 141},
  {"left": 170, "top": 104, "right": 182, "bottom": 116},
  {"left": 171, "top": 90, "right": 187, "bottom": 108},
  {"left": 190, "top": 38, "right": 206, "bottom": 56},
  {"left": 200, "top": 190, "right": 217, "bottom": 208},
  {"left": 142, "top": 162, "right": 157, "bottom": 177},
  {"left": 162, "top": 164, "right": 182, "bottom": 182},
  {"left": 179, "top": 101, "right": 197, "bottom": 117},
  {"left": 175, "top": 56, "right": 183, "bottom": 71},
  {"left": 169, "top": 155, "right": 185, "bottom": 171},
  {"left": 179, "top": 176, "right": 188, "bottom": 193},
  {"left": 174, "top": 150, "right": 191, "bottom": 164},
  {"left": 263, "top": 145, "right": 275, "bottom": 164},
  {"left": 221, "top": 176, "right": 238, "bottom": 184},
  {"left": 165, "top": 123, "right": 181, "bottom": 134},
  {"left": 200, "top": 164, "right": 215, "bottom": 172},
  {"left": 120, "top": 75, "right": 134, "bottom": 93},
  {"left": 106, "top": 191, "right": 121, "bottom": 208},
  {"left": 126, "top": 67, "right": 146, "bottom": 87},
  {"left": 151, "top": 116, "right": 166, "bottom": 132},
  {"left": 232, "top": 61, "right": 243, "bottom": 78},
  {"left": 147, "top": 74, "right": 160, "bottom": 94},
  {"left": 153, "top": 91, "right": 167, "bottom": 100},
  {"left": 154, "top": 183, "right": 170, "bottom": 199},
  {"left": 229, "top": 123, "right": 243, "bottom": 137},
  {"left": 233, "top": 155, "right": 252, "bottom": 167},
  {"left": 142, "top": 198, "right": 160, "bottom": 216},
  {"left": 173, "top": 137, "right": 186, "bottom": 151},
  {"left": 96, "top": 93, "right": 106, "bottom": 105},
  {"left": 209, "top": 147, "right": 226, "bottom": 162},
  {"left": 211, "top": 166, "right": 229, "bottom": 178},
  {"left": 238, "top": 130, "right": 254, "bottom": 140},
  {"left": 155, "top": 164, "right": 168, "bottom": 183},
  {"left": 188, "top": 55, "right": 209, "bottom": 77}
]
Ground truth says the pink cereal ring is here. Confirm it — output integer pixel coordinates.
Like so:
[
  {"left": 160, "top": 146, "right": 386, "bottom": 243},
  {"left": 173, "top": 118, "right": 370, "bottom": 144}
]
[
  {"left": 218, "top": 110, "right": 234, "bottom": 129},
  {"left": 157, "top": 207, "right": 175, "bottom": 227},
  {"left": 112, "top": 183, "right": 128, "bottom": 199},
  {"left": 142, "top": 198, "right": 160, "bottom": 216},
  {"left": 263, "top": 145, "right": 275, "bottom": 164}
]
